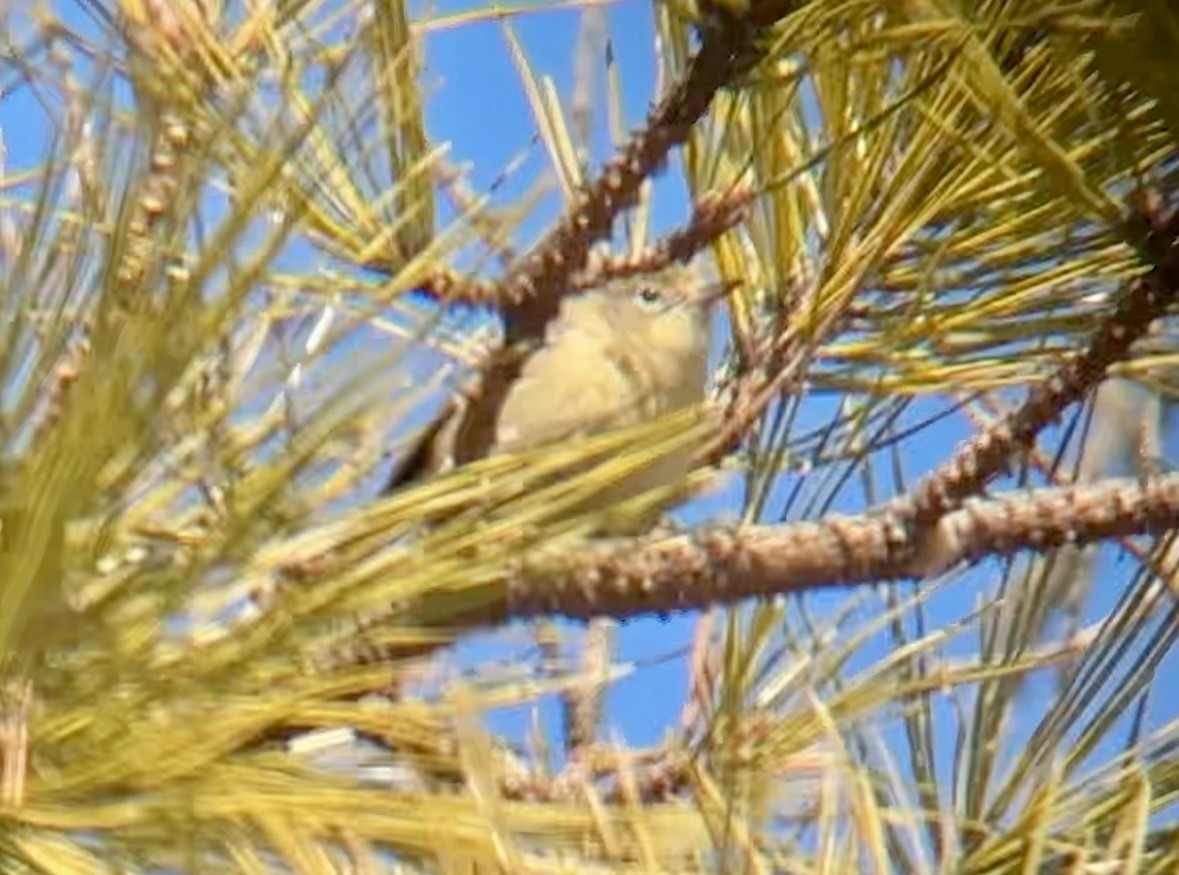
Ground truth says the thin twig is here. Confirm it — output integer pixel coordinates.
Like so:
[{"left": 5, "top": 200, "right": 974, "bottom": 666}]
[
  {"left": 574, "top": 188, "right": 754, "bottom": 287},
  {"left": 563, "top": 618, "right": 615, "bottom": 756},
  {"left": 417, "top": 189, "right": 751, "bottom": 305}
]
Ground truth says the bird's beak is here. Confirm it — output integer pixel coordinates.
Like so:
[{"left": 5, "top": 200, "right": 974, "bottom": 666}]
[{"left": 698, "top": 278, "right": 741, "bottom": 310}]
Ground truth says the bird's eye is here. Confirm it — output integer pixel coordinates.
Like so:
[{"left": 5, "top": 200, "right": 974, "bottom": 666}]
[{"left": 635, "top": 286, "right": 663, "bottom": 307}]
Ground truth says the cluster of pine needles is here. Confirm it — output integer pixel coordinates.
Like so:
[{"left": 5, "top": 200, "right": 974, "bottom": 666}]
[{"left": 0, "top": 0, "right": 1178, "bottom": 873}]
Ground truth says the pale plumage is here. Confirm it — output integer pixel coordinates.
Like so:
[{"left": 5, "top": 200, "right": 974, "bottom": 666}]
[
  {"left": 494, "top": 273, "right": 714, "bottom": 513},
  {"left": 384, "top": 270, "right": 718, "bottom": 519}
]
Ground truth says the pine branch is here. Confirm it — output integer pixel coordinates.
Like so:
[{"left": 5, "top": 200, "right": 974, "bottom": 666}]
[
  {"left": 490, "top": 12, "right": 765, "bottom": 342},
  {"left": 499, "top": 474, "right": 1179, "bottom": 623},
  {"left": 415, "top": 188, "right": 751, "bottom": 307},
  {"left": 885, "top": 200, "right": 1179, "bottom": 528},
  {"left": 573, "top": 188, "right": 753, "bottom": 289},
  {"left": 330, "top": 470, "right": 1179, "bottom": 683}
]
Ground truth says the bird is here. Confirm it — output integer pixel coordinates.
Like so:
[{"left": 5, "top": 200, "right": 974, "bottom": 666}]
[
  {"left": 385, "top": 267, "right": 720, "bottom": 525},
  {"left": 494, "top": 271, "right": 715, "bottom": 513}
]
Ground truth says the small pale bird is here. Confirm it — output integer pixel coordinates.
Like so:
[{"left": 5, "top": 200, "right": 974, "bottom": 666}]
[
  {"left": 388, "top": 268, "right": 720, "bottom": 523},
  {"left": 492, "top": 271, "right": 716, "bottom": 517}
]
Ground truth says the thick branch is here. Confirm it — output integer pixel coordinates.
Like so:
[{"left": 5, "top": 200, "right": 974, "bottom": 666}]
[
  {"left": 280, "top": 475, "right": 1179, "bottom": 754},
  {"left": 886, "top": 204, "right": 1179, "bottom": 527},
  {"left": 497, "top": 474, "right": 1179, "bottom": 623}
]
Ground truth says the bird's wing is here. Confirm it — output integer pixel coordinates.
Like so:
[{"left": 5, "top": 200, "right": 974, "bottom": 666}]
[
  {"left": 494, "top": 335, "right": 638, "bottom": 453},
  {"left": 381, "top": 403, "right": 457, "bottom": 492}
]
